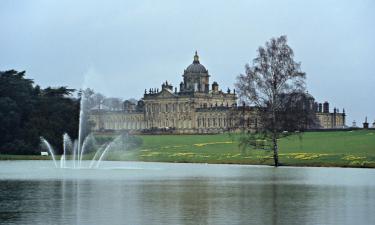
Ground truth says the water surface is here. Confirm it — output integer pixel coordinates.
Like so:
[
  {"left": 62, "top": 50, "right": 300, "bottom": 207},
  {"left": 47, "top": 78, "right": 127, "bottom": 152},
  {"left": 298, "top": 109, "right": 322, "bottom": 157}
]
[{"left": 0, "top": 161, "right": 374, "bottom": 225}]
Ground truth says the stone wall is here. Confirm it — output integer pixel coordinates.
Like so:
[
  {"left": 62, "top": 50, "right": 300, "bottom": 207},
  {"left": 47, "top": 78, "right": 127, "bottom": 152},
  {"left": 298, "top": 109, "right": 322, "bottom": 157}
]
[
  {"left": 316, "top": 112, "right": 346, "bottom": 129},
  {"left": 90, "top": 108, "right": 345, "bottom": 134}
]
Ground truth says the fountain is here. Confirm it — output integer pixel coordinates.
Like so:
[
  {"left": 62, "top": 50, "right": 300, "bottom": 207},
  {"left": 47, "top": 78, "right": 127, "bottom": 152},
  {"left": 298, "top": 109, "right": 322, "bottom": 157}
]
[
  {"left": 40, "top": 132, "right": 121, "bottom": 169},
  {"left": 39, "top": 90, "right": 123, "bottom": 169},
  {"left": 40, "top": 137, "right": 58, "bottom": 168}
]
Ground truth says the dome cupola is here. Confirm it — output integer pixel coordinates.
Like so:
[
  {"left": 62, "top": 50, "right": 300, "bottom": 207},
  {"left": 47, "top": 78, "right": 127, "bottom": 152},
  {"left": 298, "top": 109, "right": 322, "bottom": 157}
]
[
  {"left": 185, "top": 51, "right": 208, "bottom": 73},
  {"left": 182, "top": 51, "right": 210, "bottom": 93}
]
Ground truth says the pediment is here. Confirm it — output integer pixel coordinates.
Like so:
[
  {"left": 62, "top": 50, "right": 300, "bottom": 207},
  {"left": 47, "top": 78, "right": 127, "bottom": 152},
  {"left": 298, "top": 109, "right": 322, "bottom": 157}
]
[{"left": 156, "top": 89, "right": 177, "bottom": 98}]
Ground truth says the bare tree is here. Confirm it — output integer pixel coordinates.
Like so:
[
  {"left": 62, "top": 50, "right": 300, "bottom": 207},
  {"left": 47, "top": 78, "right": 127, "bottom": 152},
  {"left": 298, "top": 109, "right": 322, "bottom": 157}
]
[
  {"left": 235, "top": 35, "right": 307, "bottom": 167},
  {"left": 91, "top": 93, "right": 106, "bottom": 109},
  {"left": 103, "top": 97, "right": 123, "bottom": 111},
  {"left": 78, "top": 88, "right": 106, "bottom": 110}
]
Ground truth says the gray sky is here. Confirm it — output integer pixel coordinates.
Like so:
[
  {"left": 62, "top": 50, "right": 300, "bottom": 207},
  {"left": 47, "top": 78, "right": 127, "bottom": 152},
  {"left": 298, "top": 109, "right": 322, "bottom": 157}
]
[{"left": 0, "top": 0, "right": 374, "bottom": 125}]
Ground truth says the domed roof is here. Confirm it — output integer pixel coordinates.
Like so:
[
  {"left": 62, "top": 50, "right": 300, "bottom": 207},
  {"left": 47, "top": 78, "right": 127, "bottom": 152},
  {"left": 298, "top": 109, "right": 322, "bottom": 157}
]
[{"left": 185, "top": 51, "right": 207, "bottom": 73}]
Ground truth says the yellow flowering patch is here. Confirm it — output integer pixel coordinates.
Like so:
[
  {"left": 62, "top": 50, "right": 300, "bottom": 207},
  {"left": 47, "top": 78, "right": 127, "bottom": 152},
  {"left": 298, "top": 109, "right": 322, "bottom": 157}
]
[
  {"left": 288, "top": 153, "right": 331, "bottom": 160},
  {"left": 221, "top": 153, "right": 241, "bottom": 158},
  {"left": 140, "top": 152, "right": 161, "bottom": 157},
  {"left": 194, "top": 141, "right": 233, "bottom": 147},
  {"left": 342, "top": 155, "right": 366, "bottom": 161},
  {"left": 192, "top": 154, "right": 210, "bottom": 158},
  {"left": 161, "top": 145, "right": 188, "bottom": 149},
  {"left": 170, "top": 152, "right": 195, "bottom": 157}
]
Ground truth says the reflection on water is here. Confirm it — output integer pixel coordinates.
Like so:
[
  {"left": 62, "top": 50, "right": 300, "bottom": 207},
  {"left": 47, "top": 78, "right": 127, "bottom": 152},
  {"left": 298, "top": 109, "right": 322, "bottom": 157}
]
[{"left": 0, "top": 161, "right": 374, "bottom": 225}]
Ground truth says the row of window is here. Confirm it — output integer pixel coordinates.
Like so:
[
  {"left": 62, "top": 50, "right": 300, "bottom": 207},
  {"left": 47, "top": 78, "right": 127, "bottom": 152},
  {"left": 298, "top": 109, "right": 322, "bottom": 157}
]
[
  {"left": 197, "top": 117, "right": 231, "bottom": 128},
  {"left": 147, "top": 120, "right": 192, "bottom": 129},
  {"left": 146, "top": 103, "right": 190, "bottom": 113},
  {"left": 197, "top": 117, "right": 258, "bottom": 128},
  {"left": 199, "top": 102, "right": 232, "bottom": 108},
  {"left": 102, "top": 116, "right": 142, "bottom": 122},
  {"left": 102, "top": 122, "right": 145, "bottom": 130},
  {"left": 97, "top": 115, "right": 258, "bottom": 130}
]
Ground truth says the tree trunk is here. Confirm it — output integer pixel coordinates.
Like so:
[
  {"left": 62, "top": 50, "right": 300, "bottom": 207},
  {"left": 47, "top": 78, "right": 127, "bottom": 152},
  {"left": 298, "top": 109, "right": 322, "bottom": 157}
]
[
  {"left": 272, "top": 135, "right": 279, "bottom": 167},
  {"left": 272, "top": 95, "right": 279, "bottom": 167},
  {"left": 271, "top": 82, "right": 279, "bottom": 167}
]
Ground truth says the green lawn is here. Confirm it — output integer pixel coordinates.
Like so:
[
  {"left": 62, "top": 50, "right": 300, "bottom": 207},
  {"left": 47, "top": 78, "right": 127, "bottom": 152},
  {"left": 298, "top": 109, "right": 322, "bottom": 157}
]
[
  {"left": 103, "top": 130, "right": 375, "bottom": 168},
  {"left": 1, "top": 130, "right": 375, "bottom": 168}
]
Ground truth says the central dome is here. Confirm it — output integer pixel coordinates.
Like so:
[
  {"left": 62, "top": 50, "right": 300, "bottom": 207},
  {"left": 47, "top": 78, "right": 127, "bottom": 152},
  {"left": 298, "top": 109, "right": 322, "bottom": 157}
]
[{"left": 185, "top": 51, "right": 207, "bottom": 73}]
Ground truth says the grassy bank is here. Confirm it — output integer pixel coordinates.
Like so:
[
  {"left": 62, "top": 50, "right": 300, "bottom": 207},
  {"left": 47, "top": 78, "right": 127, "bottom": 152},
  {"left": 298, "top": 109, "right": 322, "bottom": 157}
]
[
  {"left": 104, "top": 130, "right": 375, "bottom": 168},
  {"left": 1, "top": 130, "right": 375, "bottom": 168},
  {"left": 0, "top": 154, "right": 54, "bottom": 160}
]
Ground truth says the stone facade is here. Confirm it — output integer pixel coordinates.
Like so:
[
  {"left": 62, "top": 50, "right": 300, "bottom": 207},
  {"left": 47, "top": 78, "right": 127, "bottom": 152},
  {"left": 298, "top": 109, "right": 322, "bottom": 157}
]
[
  {"left": 313, "top": 101, "right": 346, "bottom": 129},
  {"left": 89, "top": 52, "right": 346, "bottom": 133}
]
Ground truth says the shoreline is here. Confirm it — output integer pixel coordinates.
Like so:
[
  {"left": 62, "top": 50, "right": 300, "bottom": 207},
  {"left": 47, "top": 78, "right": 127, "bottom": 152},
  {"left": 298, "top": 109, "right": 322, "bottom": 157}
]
[{"left": 1, "top": 154, "right": 374, "bottom": 169}]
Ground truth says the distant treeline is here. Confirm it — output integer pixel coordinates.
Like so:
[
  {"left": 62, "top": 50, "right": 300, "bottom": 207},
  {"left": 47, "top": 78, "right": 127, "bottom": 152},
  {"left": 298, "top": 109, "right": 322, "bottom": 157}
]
[{"left": 0, "top": 70, "right": 79, "bottom": 154}]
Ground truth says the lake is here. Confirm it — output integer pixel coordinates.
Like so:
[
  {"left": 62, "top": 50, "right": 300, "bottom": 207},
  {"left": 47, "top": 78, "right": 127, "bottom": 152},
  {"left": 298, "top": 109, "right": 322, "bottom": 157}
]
[{"left": 0, "top": 161, "right": 374, "bottom": 225}]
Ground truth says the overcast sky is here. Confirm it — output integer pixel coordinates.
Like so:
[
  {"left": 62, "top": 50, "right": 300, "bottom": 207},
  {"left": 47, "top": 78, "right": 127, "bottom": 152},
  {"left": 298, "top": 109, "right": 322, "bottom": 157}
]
[{"left": 0, "top": 0, "right": 374, "bottom": 125}]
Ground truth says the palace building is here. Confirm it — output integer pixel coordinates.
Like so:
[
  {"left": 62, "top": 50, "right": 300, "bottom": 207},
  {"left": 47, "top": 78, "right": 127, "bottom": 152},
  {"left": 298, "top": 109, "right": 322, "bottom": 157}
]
[{"left": 89, "top": 52, "right": 346, "bottom": 134}]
